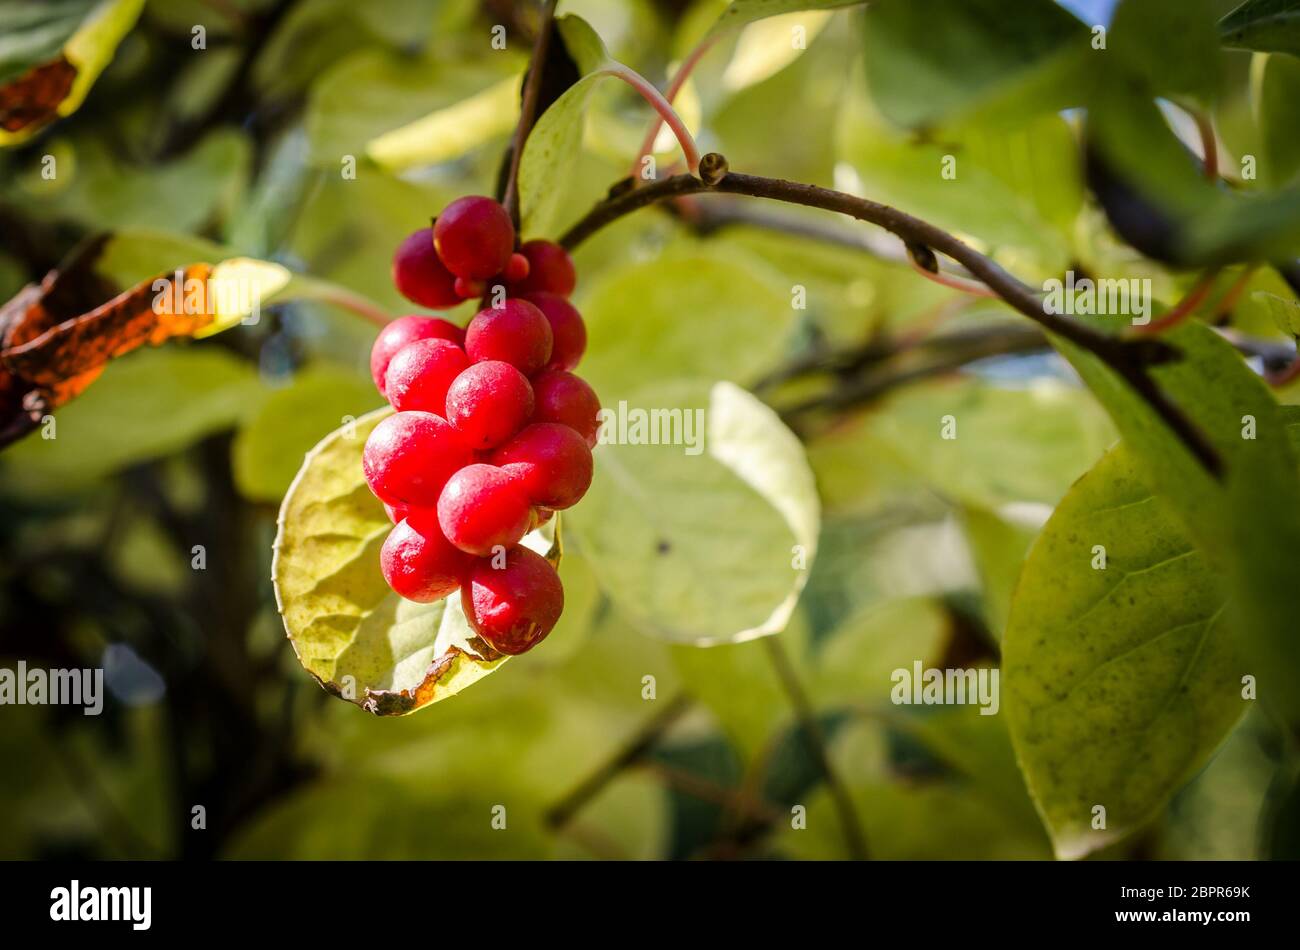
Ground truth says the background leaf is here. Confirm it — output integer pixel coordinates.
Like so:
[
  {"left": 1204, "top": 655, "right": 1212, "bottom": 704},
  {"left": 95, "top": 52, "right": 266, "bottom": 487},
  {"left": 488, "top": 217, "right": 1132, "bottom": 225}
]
[
  {"left": 567, "top": 379, "right": 818, "bottom": 645},
  {"left": 1004, "top": 443, "right": 1248, "bottom": 858}
]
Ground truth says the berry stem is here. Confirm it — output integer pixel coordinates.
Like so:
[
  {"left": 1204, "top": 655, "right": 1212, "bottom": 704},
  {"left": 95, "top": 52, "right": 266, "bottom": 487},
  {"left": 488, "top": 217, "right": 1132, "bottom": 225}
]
[
  {"left": 559, "top": 164, "right": 1223, "bottom": 477},
  {"left": 1133, "top": 270, "right": 1219, "bottom": 336},
  {"left": 761, "top": 635, "right": 869, "bottom": 860},
  {"left": 502, "top": 0, "right": 559, "bottom": 230},
  {"left": 599, "top": 62, "right": 702, "bottom": 176},
  {"left": 627, "top": 35, "right": 719, "bottom": 180},
  {"left": 294, "top": 281, "right": 392, "bottom": 327}
]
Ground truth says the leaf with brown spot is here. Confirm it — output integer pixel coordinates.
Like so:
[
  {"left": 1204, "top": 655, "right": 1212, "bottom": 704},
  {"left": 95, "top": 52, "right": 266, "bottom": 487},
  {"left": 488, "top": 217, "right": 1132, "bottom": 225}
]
[{"left": 0, "top": 0, "right": 144, "bottom": 146}]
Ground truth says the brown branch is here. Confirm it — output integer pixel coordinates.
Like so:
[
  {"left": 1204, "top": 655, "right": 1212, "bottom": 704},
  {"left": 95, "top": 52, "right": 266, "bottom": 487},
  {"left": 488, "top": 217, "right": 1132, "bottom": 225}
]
[
  {"left": 501, "top": 0, "right": 559, "bottom": 230},
  {"left": 560, "top": 162, "right": 1223, "bottom": 476}
]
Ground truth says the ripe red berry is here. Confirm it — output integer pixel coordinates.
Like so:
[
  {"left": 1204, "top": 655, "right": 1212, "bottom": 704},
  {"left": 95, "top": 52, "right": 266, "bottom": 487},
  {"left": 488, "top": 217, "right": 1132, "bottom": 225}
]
[
  {"left": 369, "top": 315, "right": 463, "bottom": 396},
  {"left": 392, "top": 229, "right": 463, "bottom": 309},
  {"left": 523, "top": 292, "right": 586, "bottom": 371},
  {"left": 445, "top": 360, "right": 535, "bottom": 450},
  {"left": 381, "top": 515, "right": 471, "bottom": 602},
  {"left": 433, "top": 196, "right": 515, "bottom": 280},
  {"left": 437, "top": 463, "right": 532, "bottom": 556},
  {"left": 504, "top": 252, "right": 530, "bottom": 283},
  {"left": 384, "top": 338, "right": 470, "bottom": 415},
  {"left": 363, "top": 411, "right": 472, "bottom": 507},
  {"left": 461, "top": 545, "right": 564, "bottom": 655},
  {"left": 532, "top": 370, "right": 601, "bottom": 447},
  {"left": 464, "top": 298, "right": 553, "bottom": 376},
  {"left": 454, "top": 276, "right": 485, "bottom": 299},
  {"left": 491, "top": 423, "right": 593, "bottom": 510},
  {"left": 510, "top": 240, "right": 576, "bottom": 297}
]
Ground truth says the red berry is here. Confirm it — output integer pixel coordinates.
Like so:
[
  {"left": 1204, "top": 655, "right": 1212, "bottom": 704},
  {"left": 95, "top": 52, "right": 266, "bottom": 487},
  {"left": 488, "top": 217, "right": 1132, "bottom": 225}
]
[
  {"left": 461, "top": 545, "right": 564, "bottom": 655},
  {"left": 532, "top": 370, "right": 601, "bottom": 447},
  {"left": 491, "top": 423, "right": 593, "bottom": 510},
  {"left": 437, "top": 464, "right": 532, "bottom": 556},
  {"left": 510, "top": 240, "right": 576, "bottom": 297},
  {"left": 363, "top": 411, "right": 472, "bottom": 507},
  {"left": 445, "top": 361, "right": 535, "bottom": 450},
  {"left": 454, "top": 276, "right": 485, "bottom": 299},
  {"left": 523, "top": 292, "right": 586, "bottom": 371},
  {"left": 384, "top": 338, "right": 470, "bottom": 415},
  {"left": 464, "top": 298, "right": 553, "bottom": 376},
  {"left": 369, "top": 315, "right": 463, "bottom": 396},
  {"left": 381, "top": 516, "right": 471, "bottom": 602},
  {"left": 392, "top": 229, "right": 462, "bottom": 309},
  {"left": 504, "top": 252, "right": 530, "bottom": 282},
  {"left": 433, "top": 196, "right": 515, "bottom": 280}
]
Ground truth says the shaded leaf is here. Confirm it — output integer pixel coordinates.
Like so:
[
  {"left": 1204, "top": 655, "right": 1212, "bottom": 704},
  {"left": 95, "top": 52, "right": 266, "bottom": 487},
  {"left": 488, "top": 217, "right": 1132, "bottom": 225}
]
[
  {"left": 1005, "top": 444, "right": 1247, "bottom": 858},
  {"left": 1221, "top": 0, "right": 1300, "bottom": 56},
  {"left": 567, "top": 379, "right": 818, "bottom": 645},
  {"left": 0, "top": 0, "right": 145, "bottom": 145}
]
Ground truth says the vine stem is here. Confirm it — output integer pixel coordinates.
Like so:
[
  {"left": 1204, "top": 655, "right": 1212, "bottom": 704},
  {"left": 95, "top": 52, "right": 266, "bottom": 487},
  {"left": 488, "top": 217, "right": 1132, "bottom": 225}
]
[
  {"left": 628, "top": 35, "right": 719, "bottom": 179},
  {"left": 560, "top": 164, "right": 1223, "bottom": 476},
  {"left": 1133, "top": 270, "right": 1219, "bottom": 336},
  {"left": 761, "top": 636, "right": 869, "bottom": 860},
  {"left": 502, "top": 0, "right": 559, "bottom": 229},
  {"left": 600, "top": 62, "right": 702, "bottom": 175}
]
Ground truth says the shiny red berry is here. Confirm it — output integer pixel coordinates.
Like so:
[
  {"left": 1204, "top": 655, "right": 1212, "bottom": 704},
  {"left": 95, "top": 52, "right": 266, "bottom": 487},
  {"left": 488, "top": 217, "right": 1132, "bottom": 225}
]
[
  {"left": 381, "top": 515, "right": 471, "bottom": 602},
  {"left": 445, "top": 360, "right": 535, "bottom": 450},
  {"left": 491, "top": 423, "right": 593, "bottom": 510},
  {"left": 437, "top": 463, "right": 532, "bottom": 556},
  {"left": 363, "top": 411, "right": 472, "bottom": 507},
  {"left": 384, "top": 338, "right": 470, "bottom": 415},
  {"left": 392, "top": 229, "right": 462, "bottom": 309},
  {"left": 504, "top": 252, "right": 530, "bottom": 282},
  {"left": 510, "top": 240, "right": 576, "bottom": 297},
  {"left": 461, "top": 545, "right": 564, "bottom": 655},
  {"left": 523, "top": 292, "right": 586, "bottom": 371},
  {"left": 433, "top": 196, "right": 515, "bottom": 280},
  {"left": 369, "top": 315, "right": 463, "bottom": 396},
  {"left": 532, "top": 370, "right": 601, "bottom": 447},
  {"left": 464, "top": 298, "right": 553, "bottom": 376}
]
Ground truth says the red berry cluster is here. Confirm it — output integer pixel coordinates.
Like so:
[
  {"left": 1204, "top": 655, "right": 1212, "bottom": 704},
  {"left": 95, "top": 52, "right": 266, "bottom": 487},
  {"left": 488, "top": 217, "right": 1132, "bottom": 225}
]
[{"left": 363, "top": 196, "right": 600, "bottom": 656}]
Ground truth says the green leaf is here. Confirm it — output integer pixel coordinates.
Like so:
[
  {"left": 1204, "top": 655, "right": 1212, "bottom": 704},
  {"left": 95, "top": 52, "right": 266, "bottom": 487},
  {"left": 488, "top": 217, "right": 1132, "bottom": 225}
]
[
  {"left": 232, "top": 365, "right": 383, "bottom": 503},
  {"left": 366, "top": 74, "right": 521, "bottom": 171},
  {"left": 0, "top": 345, "right": 262, "bottom": 495},
  {"left": 1221, "top": 0, "right": 1300, "bottom": 56},
  {"left": 307, "top": 49, "right": 523, "bottom": 165},
  {"left": 272, "top": 407, "right": 560, "bottom": 715},
  {"left": 517, "top": 15, "right": 614, "bottom": 238},
  {"left": 1058, "top": 323, "right": 1300, "bottom": 729},
  {"left": 811, "top": 597, "right": 950, "bottom": 706},
  {"left": 567, "top": 379, "right": 819, "bottom": 645},
  {"left": 1255, "top": 51, "right": 1300, "bottom": 186},
  {"left": 1255, "top": 290, "right": 1300, "bottom": 337},
  {"left": 0, "top": 0, "right": 145, "bottom": 146},
  {"left": 860, "top": 0, "right": 1086, "bottom": 129},
  {"left": 865, "top": 377, "right": 1116, "bottom": 510},
  {"left": 1004, "top": 444, "right": 1247, "bottom": 858},
  {"left": 1109, "top": 0, "right": 1224, "bottom": 102},
  {"left": 706, "top": 0, "right": 864, "bottom": 39},
  {"left": 960, "top": 504, "right": 1042, "bottom": 641},
  {"left": 578, "top": 246, "right": 797, "bottom": 400}
]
